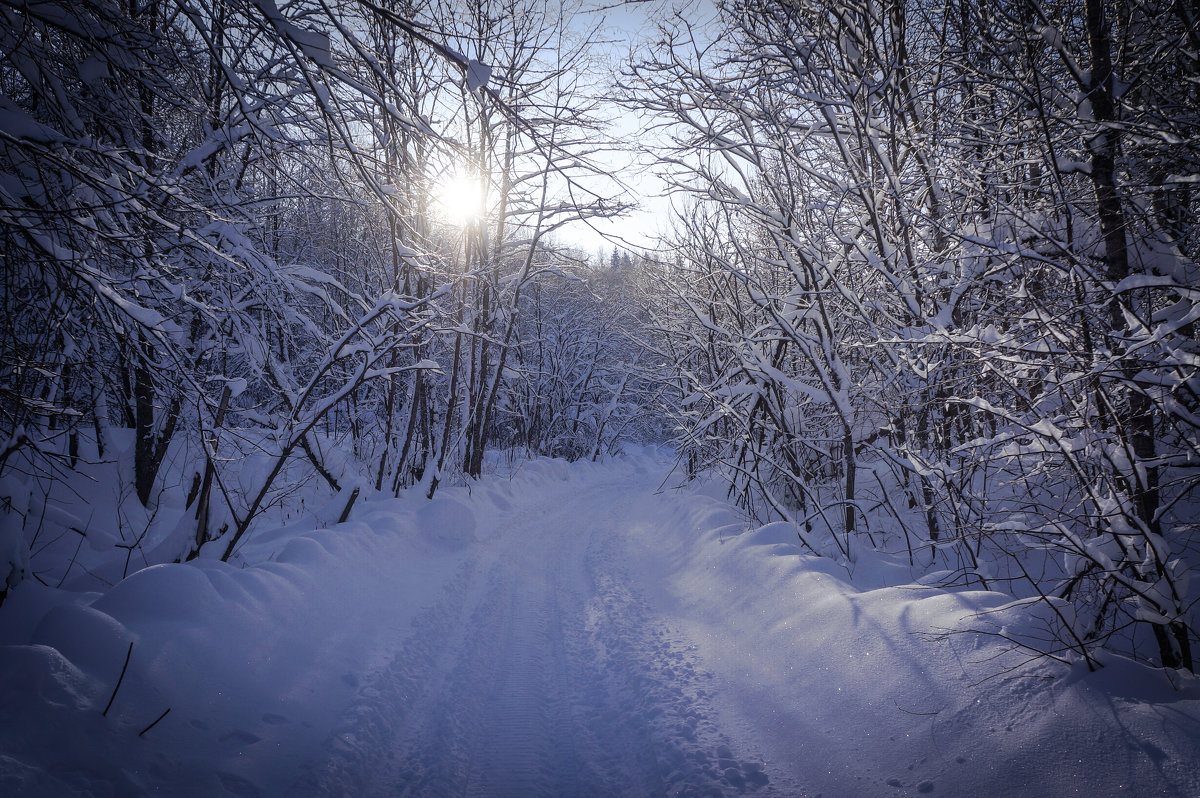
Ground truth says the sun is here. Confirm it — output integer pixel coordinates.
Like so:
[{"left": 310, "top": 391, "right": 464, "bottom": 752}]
[{"left": 434, "top": 171, "right": 486, "bottom": 227}]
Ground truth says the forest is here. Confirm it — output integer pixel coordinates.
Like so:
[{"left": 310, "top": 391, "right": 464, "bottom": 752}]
[{"left": 1, "top": 0, "right": 1197, "bottom": 683}]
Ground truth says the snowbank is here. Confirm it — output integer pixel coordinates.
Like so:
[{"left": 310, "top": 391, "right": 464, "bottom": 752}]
[{"left": 0, "top": 450, "right": 1196, "bottom": 797}]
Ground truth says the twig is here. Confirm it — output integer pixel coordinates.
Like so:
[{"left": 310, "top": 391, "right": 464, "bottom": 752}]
[
  {"left": 892, "top": 699, "right": 943, "bottom": 716},
  {"left": 138, "top": 707, "right": 171, "bottom": 737},
  {"left": 103, "top": 641, "right": 133, "bottom": 717}
]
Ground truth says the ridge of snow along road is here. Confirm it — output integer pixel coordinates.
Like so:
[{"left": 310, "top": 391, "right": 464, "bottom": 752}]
[{"left": 1, "top": 449, "right": 1197, "bottom": 797}]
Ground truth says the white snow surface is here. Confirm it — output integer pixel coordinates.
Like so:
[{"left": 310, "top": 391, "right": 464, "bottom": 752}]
[{"left": 1, "top": 450, "right": 1197, "bottom": 797}]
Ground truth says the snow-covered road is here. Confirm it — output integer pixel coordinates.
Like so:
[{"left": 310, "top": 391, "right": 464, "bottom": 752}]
[
  {"left": 2, "top": 452, "right": 1198, "bottom": 797},
  {"left": 306, "top": 466, "right": 783, "bottom": 797}
]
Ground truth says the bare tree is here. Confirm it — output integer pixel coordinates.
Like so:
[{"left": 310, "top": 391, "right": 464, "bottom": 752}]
[{"left": 628, "top": 0, "right": 1198, "bottom": 671}]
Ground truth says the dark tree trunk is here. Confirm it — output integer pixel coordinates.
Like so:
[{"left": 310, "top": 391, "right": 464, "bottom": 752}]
[{"left": 1084, "top": 0, "right": 1187, "bottom": 671}]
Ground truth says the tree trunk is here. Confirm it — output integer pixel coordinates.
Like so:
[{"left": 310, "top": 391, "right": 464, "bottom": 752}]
[{"left": 1083, "top": 0, "right": 1186, "bottom": 671}]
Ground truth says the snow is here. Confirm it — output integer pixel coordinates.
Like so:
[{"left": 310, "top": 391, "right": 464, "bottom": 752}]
[
  {"left": 77, "top": 56, "right": 109, "bottom": 87},
  {"left": 466, "top": 60, "right": 493, "bottom": 94},
  {"left": 1, "top": 450, "right": 1198, "bottom": 796}
]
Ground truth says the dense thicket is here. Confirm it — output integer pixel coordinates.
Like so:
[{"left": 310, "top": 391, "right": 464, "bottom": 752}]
[
  {"left": 0, "top": 0, "right": 646, "bottom": 593},
  {"left": 628, "top": 0, "right": 1199, "bottom": 671}
]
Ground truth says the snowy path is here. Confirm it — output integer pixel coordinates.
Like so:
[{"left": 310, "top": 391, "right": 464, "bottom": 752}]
[
  {"left": 306, "top": 468, "right": 783, "bottom": 797},
  {"left": 3, "top": 452, "right": 1198, "bottom": 798}
]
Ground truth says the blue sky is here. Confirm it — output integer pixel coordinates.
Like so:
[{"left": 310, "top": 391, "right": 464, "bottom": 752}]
[{"left": 555, "top": 0, "right": 717, "bottom": 260}]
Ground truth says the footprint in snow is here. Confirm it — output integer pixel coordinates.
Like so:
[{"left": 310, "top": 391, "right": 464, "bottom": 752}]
[
  {"left": 887, "top": 777, "right": 935, "bottom": 793},
  {"left": 216, "top": 771, "right": 261, "bottom": 797},
  {"left": 218, "top": 730, "right": 262, "bottom": 746}
]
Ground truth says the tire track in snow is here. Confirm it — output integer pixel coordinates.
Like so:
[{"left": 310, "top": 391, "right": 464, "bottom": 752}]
[
  {"left": 576, "top": 528, "right": 781, "bottom": 798},
  {"left": 462, "top": 567, "right": 583, "bottom": 797},
  {"left": 352, "top": 489, "right": 603, "bottom": 798},
  {"left": 361, "top": 532, "right": 597, "bottom": 794},
  {"left": 294, "top": 559, "right": 480, "bottom": 795}
]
